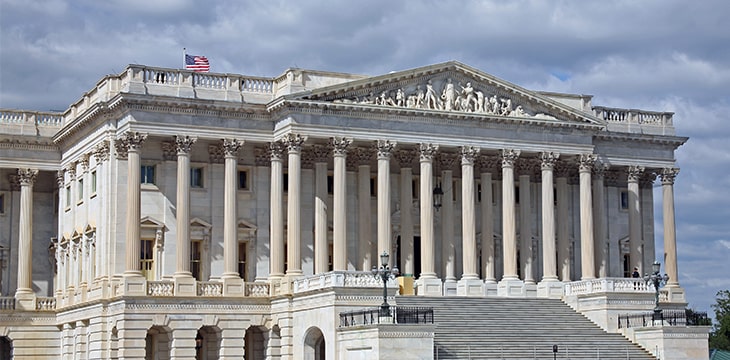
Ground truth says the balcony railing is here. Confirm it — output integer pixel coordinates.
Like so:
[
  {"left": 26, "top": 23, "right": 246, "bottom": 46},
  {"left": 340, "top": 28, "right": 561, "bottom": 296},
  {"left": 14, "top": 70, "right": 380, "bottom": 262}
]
[
  {"left": 0, "top": 297, "right": 15, "bottom": 310},
  {"left": 339, "top": 306, "right": 434, "bottom": 327},
  {"left": 593, "top": 106, "right": 675, "bottom": 135},
  {"left": 293, "top": 271, "right": 396, "bottom": 294},
  {"left": 564, "top": 277, "right": 653, "bottom": 296},
  {"left": 617, "top": 309, "right": 710, "bottom": 328}
]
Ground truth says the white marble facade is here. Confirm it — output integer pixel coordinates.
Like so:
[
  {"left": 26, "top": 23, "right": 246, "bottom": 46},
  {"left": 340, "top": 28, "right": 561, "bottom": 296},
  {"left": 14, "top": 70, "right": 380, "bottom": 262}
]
[{"left": 0, "top": 61, "right": 687, "bottom": 359}]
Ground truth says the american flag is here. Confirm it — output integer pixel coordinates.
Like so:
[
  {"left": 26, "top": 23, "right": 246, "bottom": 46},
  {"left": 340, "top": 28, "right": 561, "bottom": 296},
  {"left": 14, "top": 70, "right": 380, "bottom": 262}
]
[{"left": 185, "top": 54, "right": 210, "bottom": 72}]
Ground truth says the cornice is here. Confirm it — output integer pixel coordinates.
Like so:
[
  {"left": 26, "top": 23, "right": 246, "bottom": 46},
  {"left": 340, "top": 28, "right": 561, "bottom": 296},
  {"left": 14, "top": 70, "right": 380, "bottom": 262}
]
[
  {"left": 0, "top": 137, "right": 59, "bottom": 152},
  {"left": 594, "top": 132, "right": 688, "bottom": 147}
]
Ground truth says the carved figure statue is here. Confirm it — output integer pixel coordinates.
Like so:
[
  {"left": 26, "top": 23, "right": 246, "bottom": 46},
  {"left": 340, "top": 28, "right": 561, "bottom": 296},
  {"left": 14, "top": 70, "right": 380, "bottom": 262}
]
[
  {"left": 500, "top": 98, "right": 512, "bottom": 116},
  {"left": 509, "top": 105, "right": 527, "bottom": 117},
  {"left": 489, "top": 95, "right": 499, "bottom": 114},
  {"left": 459, "top": 82, "right": 479, "bottom": 112},
  {"left": 415, "top": 85, "right": 425, "bottom": 109},
  {"left": 425, "top": 80, "right": 440, "bottom": 110},
  {"left": 475, "top": 91, "right": 485, "bottom": 113},
  {"left": 395, "top": 88, "right": 405, "bottom": 107},
  {"left": 441, "top": 78, "right": 456, "bottom": 111}
]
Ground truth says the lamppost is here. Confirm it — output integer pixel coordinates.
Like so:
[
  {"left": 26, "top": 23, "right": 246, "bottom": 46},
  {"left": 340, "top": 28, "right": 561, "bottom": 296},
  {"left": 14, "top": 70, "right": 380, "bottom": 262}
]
[
  {"left": 433, "top": 183, "right": 444, "bottom": 210},
  {"left": 372, "top": 251, "right": 399, "bottom": 317},
  {"left": 644, "top": 260, "right": 669, "bottom": 321}
]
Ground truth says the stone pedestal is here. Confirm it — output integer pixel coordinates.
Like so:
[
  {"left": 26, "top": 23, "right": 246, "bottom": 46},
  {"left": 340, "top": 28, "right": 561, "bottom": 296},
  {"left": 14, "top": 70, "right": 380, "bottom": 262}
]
[
  {"left": 484, "top": 281, "right": 498, "bottom": 296},
  {"left": 537, "top": 280, "right": 564, "bottom": 298},
  {"left": 664, "top": 286, "right": 687, "bottom": 303},
  {"left": 416, "top": 278, "right": 443, "bottom": 296},
  {"left": 122, "top": 275, "right": 146, "bottom": 296},
  {"left": 174, "top": 276, "right": 196, "bottom": 296},
  {"left": 497, "top": 278, "right": 525, "bottom": 297},
  {"left": 15, "top": 293, "right": 36, "bottom": 311},
  {"left": 457, "top": 278, "right": 484, "bottom": 296},
  {"left": 223, "top": 277, "right": 244, "bottom": 296},
  {"left": 443, "top": 279, "right": 457, "bottom": 296}
]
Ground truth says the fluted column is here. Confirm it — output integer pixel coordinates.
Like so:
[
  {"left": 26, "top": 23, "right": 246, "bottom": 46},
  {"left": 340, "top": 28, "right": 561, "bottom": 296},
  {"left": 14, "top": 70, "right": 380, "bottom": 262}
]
[
  {"left": 517, "top": 161, "right": 533, "bottom": 284},
  {"left": 121, "top": 131, "right": 147, "bottom": 276},
  {"left": 660, "top": 168, "right": 680, "bottom": 287},
  {"left": 460, "top": 146, "right": 480, "bottom": 279},
  {"left": 419, "top": 143, "right": 438, "bottom": 279},
  {"left": 556, "top": 167, "right": 571, "bottom": 281},
  {"left": 627, "top": 165, "right": 644, "bottom": 274},
  {"left": 331, "top": 137, "right": 352, "bottom": 271},
  {"left": 283, "top": 134, "right": 306, "bottom": 276},
  {"left": 500, "top": 149, "right": 520, "bottom": 280},
  {"left": 478, "top": 155, "right": 496, "bottom": 283},
  {"left": 15, "top": 168, "right": 38, "bottom": 298},
  {"left": 313, "top": 145, "right": 330, "bottom": 274},
  {"left": 593, "top": 163, "right": 608, "bottom": 278},
  {"left": 269, "top": 142, "right": 286, "bottom": 279},
  {"left": 174, "top": 135, "right": 197, "bottom": 278},
  {"left": 540, "top": 152, "right": 559, "bottom": 282},
  {"left": 396, "top": 149, "right": 416, "bottom": 276},
  {"left": 354, "top": 147, "right": 374, "bottom": 272},
  {"left": 578, "top": 154, "right": 596, "bottom": 280},
  {"left": 377, "top": 140, "right": 396, "bottom": 267},
  {"left": 440, "top": 165, "right": 455, "bottom": 282},
  {"left": 222, "top": 139, "right": 243, "bottom": 279}
]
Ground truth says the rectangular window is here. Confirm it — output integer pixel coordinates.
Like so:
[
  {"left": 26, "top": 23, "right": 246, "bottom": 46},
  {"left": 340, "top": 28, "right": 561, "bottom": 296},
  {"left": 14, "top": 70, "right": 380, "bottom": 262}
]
[
  {"left": 283, "top": 173, "right": 289, "bottom": 192},
  {"left": 190, "top": 167, "right": 204, "bottom": 188},
  {"left": 77, "top": 178, "right": 84, "bottom": 202},
  {"left": 412, "top": 177, "right": 420, "bottom": 199},
  {"left": 91, "top": 170, "right": 97, "bottom": 195},
  {"left": 370, "top": 176, "right": 377, "bottom": 197},
  {"left": 477, "top": 182, "right": 482, "bottom": 202},
  {"left": 238, "top": 242, "right": 247, "bottom": 280},
  {"left": 65, "top": 186, "right": 71, "bottom": 208},
  {"left": 620, "top": 190, "right": 629, "bottom": 210},
  {"left": 191, "top": 240, "right": 202, "bottom": 281},
  {"left": 327, "top": 174, "right": 334, "bottom": 195},
  {"left": 0, "top": 193, "right": 5, "bottom": 215},
  {"left": 237, "top": 169, "right": 249, "bottom": 190},
  {"left": 140, "top": 239, "right": 155, "bottom": 281},
  {"left": 141, "top": 165, "right": 155, "bottom": 184}
]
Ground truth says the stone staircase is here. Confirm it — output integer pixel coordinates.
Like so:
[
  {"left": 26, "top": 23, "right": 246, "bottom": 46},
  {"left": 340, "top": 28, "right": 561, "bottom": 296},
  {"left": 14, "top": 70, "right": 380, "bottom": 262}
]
[{"left": 395, "top": 296, "right": 655, "bottom": 359}]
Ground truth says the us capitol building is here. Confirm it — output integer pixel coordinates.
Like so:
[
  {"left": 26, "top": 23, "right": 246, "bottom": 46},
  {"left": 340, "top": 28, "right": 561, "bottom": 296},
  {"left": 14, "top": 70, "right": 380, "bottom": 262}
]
[{"left": 0, "top": 61, "right": 709, "bottom": 359}]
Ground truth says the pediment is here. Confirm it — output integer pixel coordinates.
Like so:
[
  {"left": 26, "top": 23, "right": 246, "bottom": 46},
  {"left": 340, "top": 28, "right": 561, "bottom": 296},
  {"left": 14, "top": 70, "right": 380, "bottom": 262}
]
[{"left": 292, "top": 61, "right": 602, "bottom": 125}]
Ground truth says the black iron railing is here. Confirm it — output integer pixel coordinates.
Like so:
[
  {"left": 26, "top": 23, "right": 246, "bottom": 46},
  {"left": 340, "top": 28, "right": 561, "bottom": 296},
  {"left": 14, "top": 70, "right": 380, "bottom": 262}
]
[
  {"left": 339, "top": 306, "right": 434, "bottom": 327},
  {"left": 618, "top": 309, "right": 711, "bottom": 328}
]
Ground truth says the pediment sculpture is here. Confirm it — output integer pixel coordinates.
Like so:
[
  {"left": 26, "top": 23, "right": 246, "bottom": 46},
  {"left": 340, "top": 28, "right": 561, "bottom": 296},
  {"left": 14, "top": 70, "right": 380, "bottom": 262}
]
[{"left": 331, "top": 77, "right": 557, "bottom": 120}]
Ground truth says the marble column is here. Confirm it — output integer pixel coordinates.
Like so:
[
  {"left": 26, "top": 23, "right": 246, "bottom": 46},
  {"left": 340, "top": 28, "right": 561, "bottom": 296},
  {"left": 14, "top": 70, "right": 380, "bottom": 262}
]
[
  {"left": 498, "top": 149, "right": 523, "bottom": 296},
  {"left": 269, "top": 142, "right": 286, "bottom": 279},
  {"left": 439, "top": 153, "right": 457, "bottom": 287},
  {"left": 457, "top": 146, "right": 483, "bottom": 296},
  {"left": 283, "top": 134, "right": 306, "bottom": 277},
  {"left": 660, "top": 168, "right": 680, "bottom": 287},
  {"left": 627, "top": 165, "right": 644, "bottom": 274},
  {"left": 312, "top": 145, "right": 330, "bottom": 274},
  {"left": 355, "top": 147, "right": 374, "bottom": 272},
  {"left": 222, "top": 139, "right": 244, "bottom": 295},
  {"left": 174, "top": 135, "right": 197, "bottom": 280},
  {"left": 331, "top": 137, "right": 352, "bottom": 271},
  {"left": 121, "top": 132, "right": 147, "bottom": 277},
  {"left": 593, "top": 163, "right": 608, "bottom": 278},
  {"left": 92, "top": 141, "right": 111, "bottom": 284},
  {"left": 478, "top": 155, "right": 497, "bottom": 285},
  {"left": 376, "top": 140, "right": 396, "bottom": 267},
  {"left": 578, "top": 154, "right": 597, "bottom": 280},
  {"left": 517, "top": 161, "right": 533, "bottom": 284},
  {"left": 417, "top": 143, "right": 442, "bottom": 296},
  {"left": 537, "top": 152, "right": 562, "bottom": 297},
  {"left": 15, "top": 168, "right": 38, "bottom": 302},
  {"left": 397, "top": 150, "right": 416, "bottom": 276},
  {"left": 555, "top": 164, "right": 571, "bottom": 281},
  {"left": 55, "top": 171, "right": 65, "bottom": 298}
]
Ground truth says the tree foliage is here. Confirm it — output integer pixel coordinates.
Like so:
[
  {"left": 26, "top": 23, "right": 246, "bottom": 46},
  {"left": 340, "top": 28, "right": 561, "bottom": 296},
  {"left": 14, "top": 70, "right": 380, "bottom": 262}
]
[{"left": 710, "top": 290, "right": 730, "bottom": 350}]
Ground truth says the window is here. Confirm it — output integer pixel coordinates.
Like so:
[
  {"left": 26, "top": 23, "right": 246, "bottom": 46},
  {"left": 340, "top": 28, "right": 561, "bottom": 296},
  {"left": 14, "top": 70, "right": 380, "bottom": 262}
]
[
  {"left": 327, "top": 175, "right": 334, "bottom": 194},
  {"left": 370, "top": 176, "right": 377, "bottom": 197},
  {"left": 477, "top": 182, "right": 482, "bottom": 202},
  {"left": 0, "top": 193, "right": 5, "bottom": 215},
  {"left": 191, "top": 240, "right": 203, "bottom": 280},
  {"left": 190, "top": 167, "right": 204, "bottom": 188},
  {"left": 620, "top": 190, "right": 629, "bottom": 210},
  {"left": 141, "top": 165, "right": 155, "bottom": 184},
  {"left": 140, "top": 239, "right": 155, "bottom": 280},
  {"left": 65, "top": 186, "right": 71, "bottom": 208},
  {"left": 238, "top": 242, "right": 247, "bottom": 280},
  {"left": 283, "top": 173, "right": 288, "bottom": 192},
  {"left": 91, "top": 170, "right": 97, "bottom": 195},
  {"left": 77, "top": 178, "right": 84, "bottom": 202},
  {"left": 412, "top": 177, "right": 420, "bottom": 199},
  {"left": 237, "top": 169, "right": 250, "bottom": 190}
]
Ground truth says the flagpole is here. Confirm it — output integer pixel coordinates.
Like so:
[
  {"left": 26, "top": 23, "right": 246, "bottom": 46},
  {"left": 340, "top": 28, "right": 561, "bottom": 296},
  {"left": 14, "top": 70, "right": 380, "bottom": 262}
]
[{"left": 182, "top": 48, "right": 186, "bottom": 69}]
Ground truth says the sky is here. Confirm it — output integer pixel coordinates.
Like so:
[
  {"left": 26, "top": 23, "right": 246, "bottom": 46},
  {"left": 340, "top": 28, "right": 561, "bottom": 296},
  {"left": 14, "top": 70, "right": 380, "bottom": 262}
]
[{"left": 1, "top": 0, "right": 729, "bottom": 314}]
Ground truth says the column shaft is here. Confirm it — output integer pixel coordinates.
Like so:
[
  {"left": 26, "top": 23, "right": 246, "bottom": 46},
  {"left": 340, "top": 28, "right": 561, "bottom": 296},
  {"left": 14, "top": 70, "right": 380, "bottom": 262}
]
[
  {"left": 15, "top": 168, "right": 38, "bottom": 296},
  {"left": 358, "top": 164, "right": 372, "bottom": 271},
  {"left": 541, "top": 153, "right": 558, "bottom": 281},
  {"left": 332, "top": 137, "right": 350, "bottom": 271},
  {"left": 579, "top": 154, "right": 596, "bottom": 280},
  {"left": 501, "top": 150, "right": 519, "bottom": 279},
  {"left": 315, "top": 162, "right": 329, "bottom": 274},
  {"left": 377, "top": 140, "right": 395, "bottom": 266},
  {"left": 661, "top": 168, "right": 680, "bottom": 286},
  {"left": 419, "top": 143, "right": 437, "bottom": 278},
  {"left": 285, "top": 134, "right": 305, "bottom": 276},
  {"left": 441, "top": 169, "right": 455, "bottom": 281},
  {"left": 461, "top": 147, "right": 478, "bottom": 279},
  {"left": 556, "top": 176, "right": 570, "bottom": 281},
  {"left": 269, "top": 143, "right": 285, "bottom": 278},
  {"left": 222, "top": 139, "right": 242, "bottom": 278},
  {"left": 519, "top": 173, "right": 533, "bottom": 283},
  {"left": 124, "top": 134, "right": 145, "bottom": 275},
  {"left": 628, "top": 165, "right": 644, "bottom": 274},
  {"left": 480, "top": 172, "right": 495, "bottom": 282},
  {"left": 593, "top": 167, "right": 608, "bottom": 278},
  {"left": 175, "top": 149, "right": 192, "bottom": 276},
  {"left": 400, "top": 167, "right": 414, "bottom": 276}
]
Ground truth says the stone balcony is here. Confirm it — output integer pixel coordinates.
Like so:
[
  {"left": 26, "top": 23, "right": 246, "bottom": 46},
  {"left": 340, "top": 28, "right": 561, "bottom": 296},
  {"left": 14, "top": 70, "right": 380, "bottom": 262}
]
[{"left": 593, "top": 105, "right": 675, "bottom": 136}]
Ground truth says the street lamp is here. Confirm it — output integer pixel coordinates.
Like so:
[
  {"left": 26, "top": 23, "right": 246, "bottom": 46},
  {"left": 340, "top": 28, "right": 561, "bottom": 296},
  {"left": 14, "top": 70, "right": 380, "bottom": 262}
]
[
  {"left": 372, "top": 251, "right": 399, "bottom": 317},
  {"left": 433, "top": 183, "right": 444, "bottom": 210},
  {"left": 644, "top": 260, "right": 669, "bottom": 320}
]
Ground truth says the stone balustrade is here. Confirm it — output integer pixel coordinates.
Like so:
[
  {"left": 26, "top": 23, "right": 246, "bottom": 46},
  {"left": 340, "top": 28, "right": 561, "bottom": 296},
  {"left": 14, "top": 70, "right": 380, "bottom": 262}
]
[
  {"left": 36, "top": 297, "right": 57, "bottom": 311},
  {"left": 293, "top": 271, "right": 397, "bottom": 294},
  {"left": 0, "top": 297, "right": 15, "bottom": 310},
  {"left": 245, "top": 283, "right": 271, "bottom": 297},
  {"left": 564, "top": 277, "right": 653, "bottom": 296},
  {"left": 147, "top": 281, "right": 175, "bottom": 296},
  {"left": 593, "top": 106, "right": 675, "bottom": 135},
  {"left": 197, "top": 281, "right": 223, "bottom": 296}
]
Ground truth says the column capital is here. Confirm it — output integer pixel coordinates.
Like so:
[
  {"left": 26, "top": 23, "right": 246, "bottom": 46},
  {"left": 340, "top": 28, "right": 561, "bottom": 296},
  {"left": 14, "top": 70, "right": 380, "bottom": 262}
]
[
  {"left": 476, "top": 155, "right": 499, "bottom": 173},
  {"left": 351, "top": 146, "right": 375, "bottom": 165},
  {"left": 660, "top": 167, "right": 680, "bottom": 185},
  {"left": 79, "top": 154, "right": 91, "bottom": 172},
  {"left": 539, "top": 151, "right": 560, "bottom": 170},
  {"left": 221, "top": 138, "right": 244, "bottom": 158},
  {"left": 377, "top": 139, "right": 397, "bottom": 159},
  {"left": 8, "top": 174, "right": 20, "bottom": 191},
  {"left": 282, "top": 133, "right": 307, "bottom": 153},
  {"left": 627, "top": 165, "right": 645, "bottom": 183},
  {"left": 593, "top": 162, "right": 609, "bottom": 179},
  {"left": 118, "top": 131, "right": 148, "bottom": 150},
  {"left": 640, "top": 171, "right": 657, "bottom": 188},
  {"left": 516, "top": 158, "right": 535, "bottom": 176},
  {"left": 437, "top": 152, "right": 458, "bottom": 172},
  {"left": 577, "top": 153, "right": 597, "bottom": 173},
  {"left": 66, "top": 162, "right": 77, "bottom": 181},
  {"left": 308, "top": 144, "right": 331, "bottom": 163},
  {"left": 330, "top": 137, "right": 352, "bottom": 156},
  {"left": 460, "top": 146, "right": 480, "bottom": 166},
  {"left": 17, "top": 168, "right": 39, "bottom": 186},
  {"left": 56, "top": 169, "right": 65, "bottom": 188},
  {"left": 174, "top": 135, "right": 197, "bottom": 155},
  {"left": 500, "top": 149, "right": 521, "bottom": 168},
  {"left": 268, "top": 142, "right": 286, "bottom": 162},
  {"left": 92, "top": 140, "right": 110, "bottom": 163},
  {"left": 418, "top": 143, "right": 438, "bottom": 161},
  {"left": 394, "top": 148, "right": 416, "bottom": 168}
]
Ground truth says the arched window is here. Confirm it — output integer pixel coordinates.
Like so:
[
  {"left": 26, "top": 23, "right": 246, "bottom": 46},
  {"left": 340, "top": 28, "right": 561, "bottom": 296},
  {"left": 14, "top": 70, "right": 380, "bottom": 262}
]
[{"left": 303, "top": 327, "right": 325, "bottom": 360}]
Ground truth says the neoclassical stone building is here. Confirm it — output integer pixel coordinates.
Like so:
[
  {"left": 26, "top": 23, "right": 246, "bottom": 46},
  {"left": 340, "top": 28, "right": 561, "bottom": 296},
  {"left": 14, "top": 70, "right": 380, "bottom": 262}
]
[{"left": 0, "top": 61, "right": 695, "bottom": 359}]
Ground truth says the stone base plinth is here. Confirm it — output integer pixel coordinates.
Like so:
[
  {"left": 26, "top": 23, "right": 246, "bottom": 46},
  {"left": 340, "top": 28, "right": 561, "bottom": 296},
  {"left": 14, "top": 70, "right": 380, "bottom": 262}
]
[
  {"left": 443, "top": 279, "right": 457, "bottom": 296},
  {"left": 484, "top": 281, "right": 498, "bottom": 296},
  {"left": 537, "top": 280, "right": 565, "bottom": 298},
  {"left": 664, "top": 286, "right": 687, "bottom": 303},
  {"left": 623, "top": 325, "right": 710, "bottom": 360},
  {"left": 122, "top": 275, "right": 146, "bottom": 296},
  {"left": 15, "top": 292, "right": 36, "bottom": 311},
  {"left": 457, "top": 278, "right": 484, "bottom": 296},
  {"left": 416, "top": 277, "right": 443, "bottom": 296},
  {"left": 174, "top": 276, "right": 196, "bottom": 296},
  {"left": 497, "top": 277, "right": 526, "bottom": 297},
  {"left": 222, "top": 277, "right": 244, "bottom": 296}
]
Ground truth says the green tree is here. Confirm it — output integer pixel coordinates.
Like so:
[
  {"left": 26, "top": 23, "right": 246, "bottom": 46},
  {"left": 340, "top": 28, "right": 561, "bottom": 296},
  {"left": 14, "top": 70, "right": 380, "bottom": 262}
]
[{"left": 710, "top": 290, "right": 730, "bottom": 350}]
